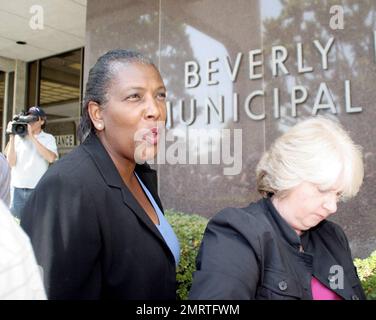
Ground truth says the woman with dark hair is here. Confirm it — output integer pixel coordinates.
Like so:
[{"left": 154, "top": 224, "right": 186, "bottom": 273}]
[{"left": 21, "top": 49, "right": 179, "bottom": 300}]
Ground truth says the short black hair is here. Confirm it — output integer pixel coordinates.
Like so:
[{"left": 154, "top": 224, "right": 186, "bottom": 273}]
[
  {"left": 28, "top": 106, "right": 47, "bottom": 129},
  {"left": 78, "top": 49, "right": 155, "bottom": 142}
]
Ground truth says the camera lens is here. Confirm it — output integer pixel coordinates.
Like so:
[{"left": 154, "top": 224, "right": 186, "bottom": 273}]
[{"left": 13, "top": 123, "right": 27, "bottom": 137}]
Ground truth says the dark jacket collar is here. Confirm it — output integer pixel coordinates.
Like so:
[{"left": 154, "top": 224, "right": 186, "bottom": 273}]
[
  {"left": 81, "top": 134, "right": 156, "bottom": 187},
  {"left": 81, "top": 133, "right": 170, "bottom": 257},
  {"left": 82, "top": 133, "right": 158, "bottom": 186},
  {"left": 262, "top": 197, "right": 361, "bottom": 300},
  {"left": 263, "top": 197, "right": 303, "bottom": 250}
]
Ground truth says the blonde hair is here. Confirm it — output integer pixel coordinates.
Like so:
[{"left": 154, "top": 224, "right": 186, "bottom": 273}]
[{"left": 256, "top": 117, "right": 364, "bottom": 201}]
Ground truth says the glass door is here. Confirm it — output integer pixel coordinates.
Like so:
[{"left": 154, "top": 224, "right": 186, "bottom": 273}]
[{"left": 38, "top": 49, "right": 83, "bottom": 157}]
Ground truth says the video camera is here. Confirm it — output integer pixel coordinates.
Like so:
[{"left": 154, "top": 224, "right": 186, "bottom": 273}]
[{"left": 10, "top": 113, "right": 39, "bottom": 137}]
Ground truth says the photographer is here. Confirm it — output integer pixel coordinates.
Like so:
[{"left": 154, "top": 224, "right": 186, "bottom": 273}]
[{"left": 5, "top": 106, "right": 58, "bottom": 220}]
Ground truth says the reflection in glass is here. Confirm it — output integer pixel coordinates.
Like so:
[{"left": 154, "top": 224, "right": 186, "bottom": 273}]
[
  {"left": 39, "top": 49, "right": 83, "bottom": 157},
  {"left": 261, "top": 0, "right": 376, "bottom": 133}
]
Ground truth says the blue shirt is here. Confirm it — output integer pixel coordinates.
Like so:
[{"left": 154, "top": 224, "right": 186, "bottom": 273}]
[{"left": 135, "top": 173, "right": 180, "bottom": 266}]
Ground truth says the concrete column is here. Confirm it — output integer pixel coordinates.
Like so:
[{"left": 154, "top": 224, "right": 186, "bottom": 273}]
[
  {"left": 1, "top": 72, "right": 9, "bottom": 152},
  {"left": 13, "top": 59, "right": 27, "bottom": 115},
  {"left": 0, "top": 56, "right": 14, "bottom": 72},
  {"left": 0, "top": 57, "right": 15, "bottom": 151}
]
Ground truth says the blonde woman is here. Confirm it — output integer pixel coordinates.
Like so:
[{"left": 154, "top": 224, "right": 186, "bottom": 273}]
[{"left": 189, "top": 117, "right": 366, "bottom": 300}]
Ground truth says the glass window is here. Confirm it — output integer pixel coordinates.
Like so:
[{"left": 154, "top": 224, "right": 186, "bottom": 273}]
[
  {"left": 27, "top": 61, "right": 39, "bottom": 107},
  {"left": 39, "top": 49, "right": 83, "bottom": 157}
]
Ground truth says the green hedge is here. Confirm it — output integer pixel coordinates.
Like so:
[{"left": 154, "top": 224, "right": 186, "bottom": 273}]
[
  {"left": 165, "top": 210, "right": 208, "bottom": 300},
  {"left": 354, "top": 251, "right": 376, "bottom": 299},
  {"left": 166, "top": 210, "right": 376, "bottom": 300}
]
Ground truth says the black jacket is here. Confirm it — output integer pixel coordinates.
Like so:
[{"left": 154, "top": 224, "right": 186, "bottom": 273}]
[
  {"left": 21, "top": 134, "right": 176, "bottom": 300},
  {"left": 189, "top": 198, "right": 365, "bottom": 300}
]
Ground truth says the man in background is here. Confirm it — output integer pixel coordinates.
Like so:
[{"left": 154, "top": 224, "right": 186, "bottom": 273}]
[
  {"left": 5, "top": 106, "right": 58, "bottom": 220},
  {"left": 0, "top": 200, "right": 47, "bottom": 299},
  {"left": 0, "top": 149, "right": 46, "bottom": 299}
]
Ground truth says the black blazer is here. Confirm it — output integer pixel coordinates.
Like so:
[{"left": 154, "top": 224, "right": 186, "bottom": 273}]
[
  {"left": 21, "top": 134, "right": 176, "bottom": 300},
  {"left": 189, "top": 198, "right": 366, "bottom": 300}
]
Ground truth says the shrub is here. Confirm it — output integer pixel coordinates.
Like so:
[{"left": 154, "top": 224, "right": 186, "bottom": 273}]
[
  {"left": 354, "top": 251, "right": 376, "bottom": 300},
  {"left": 165, "top": 210, "right": 208, "bottom": 300}
]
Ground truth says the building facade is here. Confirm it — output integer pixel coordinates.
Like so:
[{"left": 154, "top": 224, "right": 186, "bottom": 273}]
[{"left": 1, "top": 0, "right": 375, "bottom": 258}]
